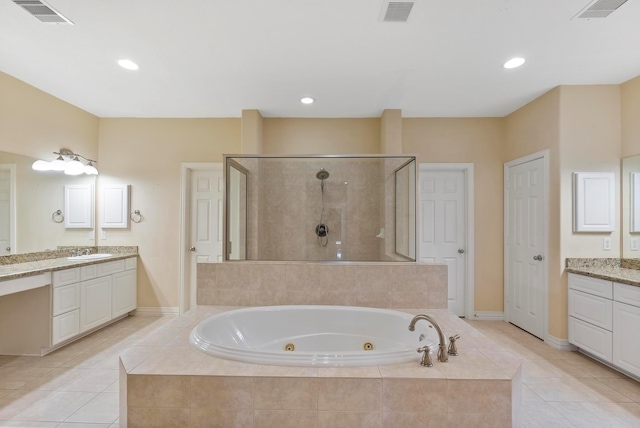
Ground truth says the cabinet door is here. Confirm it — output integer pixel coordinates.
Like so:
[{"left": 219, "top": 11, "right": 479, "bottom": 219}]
[
  {"left": 613, "top": 301, "right": 640, "bottom": 378},
  {"left": 112, "top": 269, "right": 136, "bottom": 318},
  {"left": 80, "top": 276, "right": 112, "bottom": 332}
]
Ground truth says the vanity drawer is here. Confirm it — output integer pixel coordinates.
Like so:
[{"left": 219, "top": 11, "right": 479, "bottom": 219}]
[
  {"left": 125, "top": 257, "right": 137, "bottom": 271},
  {"left": 569, "top": 316, "right": 612, "bottom": 363},
  {"left": 568, "top": 273, "right": 613, "bottom": 299},
  {"left": 568, "top": 289, "right": 613, "bottom": 331},
  {"left": 52, "top": 282, "right": 80, "bottom": 316},
  {"left": 96, "top": 260, "right": 125, "bottom": 277},
  {"left": 52, "top": 268, "right": 80, "bottom": 288},
  {"left": 52, "top": 309, "right": 79, "bottom": 345},
  {"left": 614, "top": 282, "right": 640, "bottom": 307}
]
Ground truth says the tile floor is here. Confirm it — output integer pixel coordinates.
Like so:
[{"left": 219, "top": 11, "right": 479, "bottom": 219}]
[{"left": 0, "top": 311, "right": 639, "bottom": 427}]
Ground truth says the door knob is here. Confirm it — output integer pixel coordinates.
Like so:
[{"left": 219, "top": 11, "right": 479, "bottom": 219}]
[
  {"left": 533, "top": 255, "right": 543, "bottom": 261},
  {"left": 458, "top": 249, "right": 465, "bottom": 254},
  {"left": 189, "top": 246, "right": 196, "bottom": 252}
]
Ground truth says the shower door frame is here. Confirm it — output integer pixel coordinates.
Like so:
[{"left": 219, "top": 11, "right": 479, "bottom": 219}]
[{"left": 222, "top": 154, "right": 418, "bottom": 263}]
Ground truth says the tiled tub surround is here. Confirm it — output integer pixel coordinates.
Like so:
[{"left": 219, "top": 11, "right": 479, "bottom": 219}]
[
  {"left": 120, "top": 307, "right": 522, "bottom": 428},
  {"left": 197, "top": 262, "right": 447, "bottom": 309}
]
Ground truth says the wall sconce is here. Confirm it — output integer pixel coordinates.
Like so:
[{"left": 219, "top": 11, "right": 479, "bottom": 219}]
[{"left": 32, "top": 149, "right": 98, "bottom": 175}]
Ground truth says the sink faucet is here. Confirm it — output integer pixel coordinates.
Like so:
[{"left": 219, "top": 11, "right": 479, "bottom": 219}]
[
  {"left": 83, "top": 248, "right": 91, "bottom": 256},
  {"left": 408, "top": 314, "right": 448, "bottom": 363}
]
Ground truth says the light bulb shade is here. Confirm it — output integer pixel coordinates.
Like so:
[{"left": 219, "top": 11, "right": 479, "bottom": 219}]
[
  {"left": 50, "top": 158, "right": 66, "bottom": 171},
  {"left": 32, "top": 160, "right": 52, "bottom": 171},
  {"left": 84, "top": 164, "right": 98, "bottom": 175},
  {"left": 64, "top": 168, "right": 84, "bottom": 176},
  {"left": 65, "top": 158, "right": 85, "bottom": 175}
]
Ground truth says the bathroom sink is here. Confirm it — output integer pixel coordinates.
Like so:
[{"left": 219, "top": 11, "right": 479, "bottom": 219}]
[{"left": 67, "top": 253, "right": 113, "bottom": 261}]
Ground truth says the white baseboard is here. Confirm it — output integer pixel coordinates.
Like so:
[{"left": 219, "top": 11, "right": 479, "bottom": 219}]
[
  {"left": 134, "top": 307, "right": 179, "bottom": 316},
  {"left": 472, "top": 311, "right": 504, "bottom": 321},
  {"left": 545, "top": 334, "right": 577, "bottom": 351}
]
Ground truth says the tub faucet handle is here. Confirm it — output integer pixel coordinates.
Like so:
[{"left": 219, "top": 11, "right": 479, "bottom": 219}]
[
  {"left": 448, "top": 334, "right": 460, "bottom": 356},
  {"left": 417, "top": 345, "right": 433, "bottom": 367}
]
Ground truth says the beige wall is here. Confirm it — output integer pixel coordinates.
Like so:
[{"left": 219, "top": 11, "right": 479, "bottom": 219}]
[
  {"left": 505, "top": 86, "right": 622, "bottom": 339},
  {"left": 505, "top": 88, "right": 563, "bottom": 337},
  {"left": 263, "top": 118, "right": 380, "bottom": 154},
  {"left": 621, "top": 75, "right": 640, "bottom": 158},
  {"left": 98, "top": 119, "right": 241, "bottom": 308},
  {"left": 0, "top": 71, "right": 98, "bottom": 161},
  {"left": 5, "top": 68, "right": 640, "bottom": 335},
  {"left": 0, "top": 71, "right": 98, "bottom": 254},
  {"left": 403, "top": 118, "right": 505, "bottom": 312}
]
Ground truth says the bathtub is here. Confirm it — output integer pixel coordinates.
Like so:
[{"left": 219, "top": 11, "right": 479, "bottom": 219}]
[{"left": 189, "top": 305, "right": 440, "bottom": 366}]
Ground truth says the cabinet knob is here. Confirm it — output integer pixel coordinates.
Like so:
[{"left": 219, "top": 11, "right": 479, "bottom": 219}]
[
  {"left": 458, "top": 249, "right": 465, "bottom": 254},
  {"left": 533, "top": 255, "right": 543, "bottom": 261}
]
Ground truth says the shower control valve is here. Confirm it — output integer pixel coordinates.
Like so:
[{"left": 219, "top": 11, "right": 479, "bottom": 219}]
[{"left": 316, "top": 223, "right": 328, "bottom": 237}]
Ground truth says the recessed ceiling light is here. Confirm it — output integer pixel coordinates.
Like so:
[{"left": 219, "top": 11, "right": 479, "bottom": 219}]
[
  {"left": 117, "top": 59, "right": 139, "bottom": 71},
  {"left": 503, "top": 57, "right": 525, "bottom": 69},
  {"left": 300, "top": 97, "right": 314, "bottom": 104}
]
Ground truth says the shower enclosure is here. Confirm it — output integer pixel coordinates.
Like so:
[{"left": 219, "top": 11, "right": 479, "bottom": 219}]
[{"left": 225, "top": 155, "right": 416, "bottom": 262}]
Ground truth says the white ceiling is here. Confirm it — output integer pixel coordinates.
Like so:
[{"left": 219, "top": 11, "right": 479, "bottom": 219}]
[{"left": 1, "top": 0, "right": 639, "bottom": 118}]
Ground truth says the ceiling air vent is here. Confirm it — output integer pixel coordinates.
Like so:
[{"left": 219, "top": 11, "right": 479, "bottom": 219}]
[
  {"left": 574, "top": 0, "right": 629, "bottom": 19},
  {"left": 12, "top": 0, "right": 73, "bottom": 24},
  {"left": 380, "top": 1, "right": 414, "bottom": 22}
]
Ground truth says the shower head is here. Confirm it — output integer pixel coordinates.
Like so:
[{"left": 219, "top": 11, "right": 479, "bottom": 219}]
[{"left": 316, "top": 169, "right": 330, "bottom": 180}]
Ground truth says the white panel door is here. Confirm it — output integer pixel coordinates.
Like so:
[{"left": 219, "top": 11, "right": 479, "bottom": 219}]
[
  {"left": 189, "top": 168, "right": 223, "bottom": 300},
  {"left": 419, "top": 170, "right": 466, "bottom": 316},
  {"left": 0, "top": 169, "right": 12, "bottom": 254},
  {"left": 506, "top": 157, "right": 545, "bottom": 339}
]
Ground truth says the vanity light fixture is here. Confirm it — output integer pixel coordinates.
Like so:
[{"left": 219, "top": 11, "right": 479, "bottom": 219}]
[
  {"left": 503, "top": 57, "right": 526, "bottom": 69},
  {"left": 300, "top": 97, "right": 315, "bottom": 104},
  {"left": 117, "top": 59, "right": 139, "bottom": 70},
  {"left": 31, "top": 149, "right": 98, "bottom": 175}
]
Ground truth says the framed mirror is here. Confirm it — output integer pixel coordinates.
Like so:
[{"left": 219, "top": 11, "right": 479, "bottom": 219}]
[
  {"left": 622, "top": 155, "right": 640, "bottom": 257},
  {"left": 224, "top": 155, "right": 416, "bottom": 262},
  {"left": 0, "top": 151, "right": 96, "bottom": 254}
]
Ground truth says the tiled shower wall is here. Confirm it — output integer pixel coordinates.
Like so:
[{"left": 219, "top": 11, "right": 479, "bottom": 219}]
[{"left": 197, "top": 262, "right": 447, "bottom": 309}]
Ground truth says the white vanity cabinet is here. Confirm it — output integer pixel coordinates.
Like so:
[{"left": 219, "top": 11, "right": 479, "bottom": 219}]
[
  {"left": 569, "top": 273, "right": 640, "bottom": 379},
  {"left": 568, "top": 273, "right": 613, "bottom": 362},
  {"left": 613, "top": 282, "right": 640, "bottom": 378},
  {"left": 52, "top": 268, "right": 81, "bottom": 345},
  {"left": 52, "top": 257, "right": 137, "bottom": 346}
]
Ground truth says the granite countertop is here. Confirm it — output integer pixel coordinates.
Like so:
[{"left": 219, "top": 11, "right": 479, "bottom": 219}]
[
  {"left": 0, "top": 252, "right": 138, "bottom": 281},
  {"left": 565, "top": 258, "right": 640, "bottom": 287}
]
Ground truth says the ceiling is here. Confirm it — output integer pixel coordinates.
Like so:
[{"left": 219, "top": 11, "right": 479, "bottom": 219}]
[{"left": 1, "top": 0, "right": 639, "bottom": 118}]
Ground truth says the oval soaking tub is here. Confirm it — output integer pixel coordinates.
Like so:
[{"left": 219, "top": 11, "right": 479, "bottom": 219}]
[{"left": 189, "top": 305, "right": 439, "bottom": 366}]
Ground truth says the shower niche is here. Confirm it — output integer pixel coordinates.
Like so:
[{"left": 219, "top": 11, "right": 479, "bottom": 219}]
[{"left": 224, "top": 155, "right": 416, "bottom": 262}]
